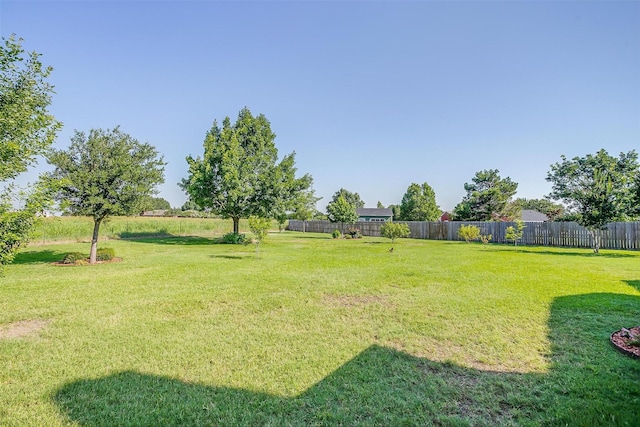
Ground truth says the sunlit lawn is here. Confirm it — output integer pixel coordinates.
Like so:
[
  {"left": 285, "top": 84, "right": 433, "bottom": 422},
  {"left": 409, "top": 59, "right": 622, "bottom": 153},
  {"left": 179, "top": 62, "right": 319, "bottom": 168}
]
[{"left": 1, "top": 232, "right": 639, "bottom": 426}]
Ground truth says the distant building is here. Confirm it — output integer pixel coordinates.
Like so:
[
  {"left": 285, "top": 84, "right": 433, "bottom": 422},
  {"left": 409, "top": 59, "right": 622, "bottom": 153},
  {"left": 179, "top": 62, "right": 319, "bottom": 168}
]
[
  {"left": 141, "top": 210, "right": 167, "bottom": 217},
  {"left": 521, "top": 209, "right": 548, "bottom": 222},
  {"left": 356, "top": 208, "right": 393, "bottom": 222},
  {"left": 440, "top": 211, "right": 451, "bottom": 222}
]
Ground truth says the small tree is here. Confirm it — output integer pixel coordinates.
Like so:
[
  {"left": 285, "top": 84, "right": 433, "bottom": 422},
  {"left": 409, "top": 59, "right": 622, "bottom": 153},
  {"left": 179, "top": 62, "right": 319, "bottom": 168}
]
[
  {"left": 248, "top": 215, "right": 271, "bottom": 257},
  {"left": 458, "top": 224, "right": 480, "bottom": 243},
  {"left": 290, "top": 186, "right": 320, "bottom": 233},
  {"left": 326, "top": 195, "right": 358, "bottom": 232},
  {"left": 380, "top": 222, "right": 410, "bottom": 244},
  {"left": 48, "top": 127, "right": 165, "bottom": 263},
  {"left": 275, "top": 212, "right": 288, "bottom": 232},
  {"left": 505, "top": 219, "right": 525, "bottom": 246}
]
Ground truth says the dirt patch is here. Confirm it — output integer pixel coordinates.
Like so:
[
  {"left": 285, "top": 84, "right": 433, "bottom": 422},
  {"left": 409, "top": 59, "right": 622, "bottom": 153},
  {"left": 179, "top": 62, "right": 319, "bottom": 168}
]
[
  {"left": 611, "top": 326, "right": 640, "bottom": 359},
  {"left": 323, "top": 294, "right": 393, "bottom": 308},
  {"left": 0, "top": 319, "right": 50, "bottom": 339},
  {"left": 52, "top": 257, "right": 123, "bottom": 266}
]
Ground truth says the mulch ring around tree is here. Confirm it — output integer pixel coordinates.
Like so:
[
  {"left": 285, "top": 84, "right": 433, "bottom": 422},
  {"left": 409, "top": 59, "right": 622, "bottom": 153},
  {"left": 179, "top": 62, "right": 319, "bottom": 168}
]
[
  {"left": 610, "top": 326, "right": 640, "bottom": 359},
  {"left": 51, "top": 258, "right": 123, "bottom": 266}
]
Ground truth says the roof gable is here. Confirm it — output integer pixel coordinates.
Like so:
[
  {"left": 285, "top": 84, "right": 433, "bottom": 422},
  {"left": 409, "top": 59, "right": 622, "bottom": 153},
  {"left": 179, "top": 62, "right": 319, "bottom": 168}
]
[{"left": 521, "top": 209, "right": 549, "bottom": 222}]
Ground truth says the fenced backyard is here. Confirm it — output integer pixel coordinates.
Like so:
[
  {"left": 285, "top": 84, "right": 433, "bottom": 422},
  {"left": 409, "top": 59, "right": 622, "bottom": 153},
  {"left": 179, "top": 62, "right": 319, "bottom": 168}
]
[{"left": 289, "top": 220, "right": 640, "bottom": 250}]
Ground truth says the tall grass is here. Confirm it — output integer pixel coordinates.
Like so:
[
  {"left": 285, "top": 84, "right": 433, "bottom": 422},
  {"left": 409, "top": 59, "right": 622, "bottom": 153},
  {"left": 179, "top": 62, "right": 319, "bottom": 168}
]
[{"left": 30, "top": 216, "right": 271, "bottom": 244}]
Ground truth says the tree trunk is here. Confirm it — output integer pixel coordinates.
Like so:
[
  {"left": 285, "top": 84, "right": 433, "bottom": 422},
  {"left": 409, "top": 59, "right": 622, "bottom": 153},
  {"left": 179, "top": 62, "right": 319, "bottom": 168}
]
[
  {"left": 302, "top": 220, "right": 306, "bottom": 233},
  {"left": 89, "top": 218, "right": 102, "bottom": 264},
  {"left": 589, "top": 229, "right": 600, "bottom": 254},
  {"left": 233, "top": 217, "right": 239, "bottom": 235}
]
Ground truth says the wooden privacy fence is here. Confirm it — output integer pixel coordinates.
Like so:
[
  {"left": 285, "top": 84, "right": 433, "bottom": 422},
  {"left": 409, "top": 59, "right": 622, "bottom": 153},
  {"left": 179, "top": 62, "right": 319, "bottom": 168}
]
[{"left": 287, "top": 220, "right": 640, "bottom": 250}]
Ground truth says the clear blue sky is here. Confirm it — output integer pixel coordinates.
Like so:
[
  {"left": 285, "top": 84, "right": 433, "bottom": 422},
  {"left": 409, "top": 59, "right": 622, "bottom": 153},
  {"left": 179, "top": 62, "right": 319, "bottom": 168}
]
[{"left": 2, "top": 0, "right": 639, "bottom": 212}]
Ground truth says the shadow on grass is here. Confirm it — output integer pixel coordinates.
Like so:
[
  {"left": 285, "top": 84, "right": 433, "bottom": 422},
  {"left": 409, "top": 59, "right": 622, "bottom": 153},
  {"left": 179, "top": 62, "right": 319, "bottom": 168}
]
[
  {"left": 54, "top": 293, "right": 640, "bottom": 426},
  {"left": 625, "top": 280, "right": 640, "bottom": 292},
  {"left": 210, "top": 254, "right": 252, "bottom": 260},
  {"left": 118, "top": 231, "right": 174, "bottom": 239},
  {"left": 13, "top": 250, "right": 68, "bottom": 264},
  {"left": 122, "top": 235, "right": 218, "bottom": 246},
  {"left": 288, "top": 234, "right": 332, "bottom": 240},
  {"left": 485, "top": 247, "right": 638, "bottom": 258}
]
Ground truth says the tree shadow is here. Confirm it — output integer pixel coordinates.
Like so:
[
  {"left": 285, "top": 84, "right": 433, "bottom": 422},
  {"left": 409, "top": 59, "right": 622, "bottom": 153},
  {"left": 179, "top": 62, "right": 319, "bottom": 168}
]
[
  {"left": 210, "top": 254, "right": 251, "bottom": 260},
  {"left": 289, "top": 235, "right": 332, "bottom": 240},
  {"left": 54, "top": 293, "right": 640, "bottom": 425},
  {"left": 485, "top": 247, "right": 637, "bottom": 258},
  {"left": 13, "top": 250, "right": 68, "bottom": 265},
  {"left": 122, "top": 236, "right": 218, "bottom": 246},
  {"left": 624, "top": 280, "right": 640, "bottom": 292},
  {"left": 118, "top": 231, "right": 173, "bottom": 239}
]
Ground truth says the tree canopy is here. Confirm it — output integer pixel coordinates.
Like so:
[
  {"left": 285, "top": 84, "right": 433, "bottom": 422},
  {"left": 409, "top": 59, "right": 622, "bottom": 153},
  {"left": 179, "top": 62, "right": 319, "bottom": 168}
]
[
  {"left": 399, "top": 182, "right": 440, "bottom": 221},
  {"left": 546, "top": 149, "right": 639, "bottom": 252},
  {"left": 180, "top": 107, "right": 311, "bottom": 234},
  {"left": 380, "top": 222, "right": 410, "bottom": 244},
  {"left": 289, "top": 185, "right": 321, "bottom": 232},
  {"left": 326, "top": 195, "right": 358, "bottom": 225},
  {"left": 452, "top": 169, "right": 518, "bottom": 221},
  {"left": 48, "top": 127, "right": 165, "bottom": 263},
  {"left": 0, "top": 35, "right": 61, "bottom": 269},
  {"left": 142, "top": 196, "right": 171, "bottom": 211},
  {"left": 327, "top": 188, "right": 364, "bottom": 211},
  {"left": 1, "top": 35, "right": 62, "bottom": 181}
]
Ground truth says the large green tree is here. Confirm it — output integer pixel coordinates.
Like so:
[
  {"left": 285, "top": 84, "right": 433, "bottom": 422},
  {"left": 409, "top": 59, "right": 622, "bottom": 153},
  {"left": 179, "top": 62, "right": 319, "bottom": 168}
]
[
  {"left": 546, "top": 149, "right": 639, "bottom": 252},
  {"left": 452, "top": 169, "right": 518, "bottom": 221},
  {"left": 48, "top": 127, "right": 165, "bottom": 263},
  {"left": 0, "top": 35, "right": 61, "bottom": 268},
  {"left": 398, "top": 182, "right": 440, "bottom": 221},
  {"left": 181, "top": 107, "right": 311, "bottom": 234}
]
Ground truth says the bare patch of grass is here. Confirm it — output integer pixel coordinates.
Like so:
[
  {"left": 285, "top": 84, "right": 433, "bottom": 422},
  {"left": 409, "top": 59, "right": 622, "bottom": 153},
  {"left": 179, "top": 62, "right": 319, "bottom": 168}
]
[{"left": 0, "top": 319, "right": 50, "bottom": 339}]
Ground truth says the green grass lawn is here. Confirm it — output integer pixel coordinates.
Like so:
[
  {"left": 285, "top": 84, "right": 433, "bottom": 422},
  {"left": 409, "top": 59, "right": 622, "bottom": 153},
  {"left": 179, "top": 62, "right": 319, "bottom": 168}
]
[{"left": 1, "top": 232, "right": 639, "bottom": 426}]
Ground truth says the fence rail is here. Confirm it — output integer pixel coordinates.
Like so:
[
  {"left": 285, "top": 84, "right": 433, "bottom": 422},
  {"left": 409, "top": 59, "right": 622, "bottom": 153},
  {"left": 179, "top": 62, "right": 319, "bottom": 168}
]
[{"left": 287, "top": 220, "right": 640, "bottom": 250}]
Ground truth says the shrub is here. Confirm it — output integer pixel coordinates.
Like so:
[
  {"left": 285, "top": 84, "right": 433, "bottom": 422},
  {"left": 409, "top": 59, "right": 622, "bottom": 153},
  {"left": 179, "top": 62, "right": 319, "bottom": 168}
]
[
  {"left": 480, "top": 234, "right": 492, "bottom": 244},
  {"left": 380, "top": 222, "right": 410, "bottom": 243},
  {"left": 96, "top": 247, "right": 115, "bottom": 261},
  {"left": 220, "top": 232, "right": 247, "bottom": 245},
  {"left": 61, "top": 252, "right": 86, "bottom": 264},
  {"left": 331, "top": 229, "right": 342, "bottom": 239},
  {"left": 458, "top": 225, "right": 480, "bottom": 243}
]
